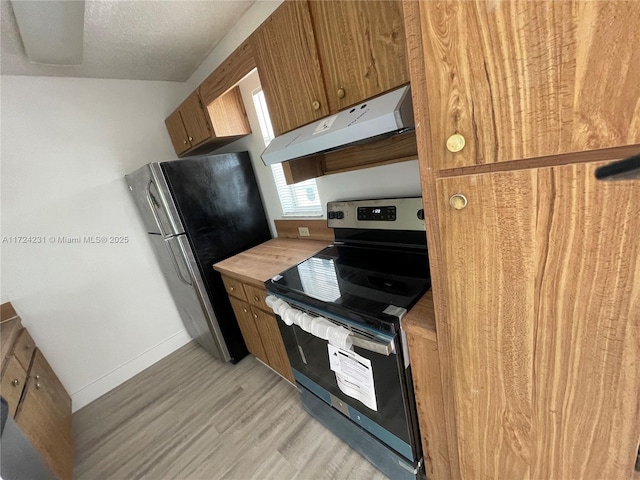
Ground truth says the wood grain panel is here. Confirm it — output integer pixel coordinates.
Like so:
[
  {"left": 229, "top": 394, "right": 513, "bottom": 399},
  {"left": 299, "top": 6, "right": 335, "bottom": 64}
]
[
  {"left": 12, "top": 327, "right": 35, "bottom": 371},
  {"left": 418, "top": 1, "right": 640, "bottom": 170},
  {"left": 229, "top": 297, "right": 268, "bottom": 365},
  {"left": 402, "top": 0, "right": 461, "bottom": 476},
  {"left": 179, "top": 92, "right": 211, "bottom": 147},
  {"left": 1, "top": 355, "right": 27, "bottom": 416},
  {"left": 401, "top": 291, "right": 436, "bottom": 342},
  {"left": 1, "top": 302, "right": 18, "bottom": 322},
  {"left": 17, "top": 349, "right": 73, "bottom": 480},
  {"left": 274, "top": 219, "right": 334, "bottom": 242},
  {"left": 309, "top": 0, "right": 410, "bottom": 112},
  {"left": 207, "top": 86, "right": 251, "bottom": 138},
  {"left": 244, "top": 284, "right": 270, "bottom": 313},
  {"left": 250, "top": 0, "right": 329, "bottom": 136},
  {"left": 164, "top": 110, "right": 190, "bottom": 155},
  {"left": 437, "top": 162, "right": 640, "bottom": 479},
  {"left": 213, "top": 239, "right": 329, "bottom": 288},
  {"left": 407, "top": 331, "right": 450, "bottom": 480},
  {"left": 221, "top": 274, "right": 247, "bottom": 301},
  {"left": 321, "top": 130, "right": 418, "bottom": 175},
  {"left": 254, "top": 309, "right": 295, "bottom": 384},
  {"left": 1, "top": 318, "right": 22, "bottom": 372},
  {"left": 199, "top": 41, "right": 256, "bottom": 106},
  {"left": 282, "top": 157, "right": 324, "bottom": 185}
]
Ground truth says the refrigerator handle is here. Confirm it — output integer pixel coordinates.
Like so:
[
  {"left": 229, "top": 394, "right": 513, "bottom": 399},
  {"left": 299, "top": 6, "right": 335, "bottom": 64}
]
[
  {"left": 145, "top": 179, "right": 167, "bottom": 237},
  {"left": 165, "top": 242, "right": 193, "bottom": 287}
]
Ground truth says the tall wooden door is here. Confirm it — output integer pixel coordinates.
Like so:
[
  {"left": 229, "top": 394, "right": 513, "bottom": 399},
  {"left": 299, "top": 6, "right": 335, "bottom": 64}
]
[
  {"left": 436, "top": 161, "right": 640, "bottom": 479},
  {"left": 418, "top": 1, "right": 640, "bottom": 171},
  {"left": 309, "top": 0, "right": 409, "bottom": 112},
  {"left": 250, "top": 0, "right": 329, "bottom": 136}
]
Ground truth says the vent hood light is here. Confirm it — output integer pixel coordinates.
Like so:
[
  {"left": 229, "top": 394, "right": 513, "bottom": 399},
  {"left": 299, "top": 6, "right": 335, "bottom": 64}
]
[
  {"left": 11, "top": 0, "right": 85, "bottom": 66},
  {"left": 261, "top": 85, "right": 414, "bottom": 165}
]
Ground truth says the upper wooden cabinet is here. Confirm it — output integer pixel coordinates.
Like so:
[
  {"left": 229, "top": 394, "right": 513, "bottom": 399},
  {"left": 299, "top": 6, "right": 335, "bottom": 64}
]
[
  {"left": 251, "top": 0, "right": 410, "bottom": 136},
  {"left": 417, "top": 1, "right": 640, "bottom": 171},
  {"left": 164, "top": 86, "right": 251, "bottom": 157},
  {"left": 250, "top": 0, "right": 329, "bottom": 136},
  {"left": 309, "top": 0, "right": 409, "bottom": 113}
]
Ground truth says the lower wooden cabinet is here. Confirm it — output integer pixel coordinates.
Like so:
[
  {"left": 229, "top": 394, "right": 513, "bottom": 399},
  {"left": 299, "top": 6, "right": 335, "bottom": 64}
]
[
  {"left": 1, "top": 304, "right": 73, "bottom": 480},
  {"left": 16, "top": 350, "right": 73, "bottom": 480},
  {"left": 222, "top": 275, "right": 295, "bottom": 383}
]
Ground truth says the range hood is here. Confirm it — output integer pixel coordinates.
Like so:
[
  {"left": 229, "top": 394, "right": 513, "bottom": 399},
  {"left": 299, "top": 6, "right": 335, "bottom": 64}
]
[{"left": 261, "top": 85, "right": 414, "bottom": 165}]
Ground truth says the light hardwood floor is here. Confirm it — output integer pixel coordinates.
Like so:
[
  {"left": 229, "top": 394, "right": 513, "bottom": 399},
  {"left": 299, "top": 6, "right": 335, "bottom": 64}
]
[{"left": 73, "top": 342, "right": 388, "bottom": 480}]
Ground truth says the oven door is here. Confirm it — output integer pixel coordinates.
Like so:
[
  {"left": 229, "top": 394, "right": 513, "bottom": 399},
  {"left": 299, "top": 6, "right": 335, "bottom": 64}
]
[{"left": 276, "top": 305, "right": 419, "bottom": 462}]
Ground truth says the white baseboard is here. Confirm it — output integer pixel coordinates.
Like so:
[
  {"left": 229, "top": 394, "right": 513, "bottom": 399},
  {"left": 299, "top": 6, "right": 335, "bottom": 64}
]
[{"left": 71, "top": 329, "right": 192, "bottom": 412}]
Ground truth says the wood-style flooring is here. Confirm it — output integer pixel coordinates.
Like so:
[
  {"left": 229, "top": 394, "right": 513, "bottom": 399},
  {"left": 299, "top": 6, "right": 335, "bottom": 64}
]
[{"left": 73, "top": 342, "right": 388, "bottom": 480}]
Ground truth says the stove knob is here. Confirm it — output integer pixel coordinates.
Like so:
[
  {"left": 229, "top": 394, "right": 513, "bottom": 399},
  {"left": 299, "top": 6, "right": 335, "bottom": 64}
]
[
  {"left": 328, "top": 211, "right": 336, "bottom": 219},
  {"left": 417, "top": 209, "right": 425, "bottom": 220},
  {"left": 335, "top": 211, "right": 344, "bottom": 220}
]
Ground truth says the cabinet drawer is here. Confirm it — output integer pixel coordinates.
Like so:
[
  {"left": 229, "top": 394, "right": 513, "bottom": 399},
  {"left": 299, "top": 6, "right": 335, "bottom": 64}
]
[
  {"left": 221, "top": 275, "right": 247, "bottom": 301},
  {"left": 244, "top": 284, "right": 269, "bottom": 312},
  {"left": 1, "top": 355, "right": 27, "bottom": 416},
  {"left": 13, "top": 328, "right": 36, "bottom": 371}
]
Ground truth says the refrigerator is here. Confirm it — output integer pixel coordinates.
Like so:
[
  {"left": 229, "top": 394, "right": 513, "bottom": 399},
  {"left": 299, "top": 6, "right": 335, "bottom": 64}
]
[{"left": 125, "top": 152, "right": 272, "bottom": 363}]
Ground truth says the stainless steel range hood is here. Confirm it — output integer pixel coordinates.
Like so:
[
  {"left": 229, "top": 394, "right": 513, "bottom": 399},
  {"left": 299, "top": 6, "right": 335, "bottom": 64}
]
[{"left": 261, "top": 85, "right": 414, "bottom": 165}]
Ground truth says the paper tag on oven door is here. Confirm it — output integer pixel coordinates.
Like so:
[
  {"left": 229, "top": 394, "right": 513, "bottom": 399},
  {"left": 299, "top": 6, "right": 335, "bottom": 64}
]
[{"left": 327, "top": 344, "right": 377, "bottom": 411}]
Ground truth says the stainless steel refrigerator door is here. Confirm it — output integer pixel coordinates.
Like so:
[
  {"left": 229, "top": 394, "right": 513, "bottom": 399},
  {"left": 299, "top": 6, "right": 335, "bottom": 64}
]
[
  {"left": 148, "top": 234, "right": 230, "bottom": 362},
  {"left": 125, "top": 163, "right": 184, "bottom": 236}
]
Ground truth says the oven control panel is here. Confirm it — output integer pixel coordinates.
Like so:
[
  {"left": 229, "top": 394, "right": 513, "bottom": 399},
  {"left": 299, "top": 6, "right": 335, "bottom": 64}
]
[{"left": 327, "top": 197, "right": 425, "bottom": 231}]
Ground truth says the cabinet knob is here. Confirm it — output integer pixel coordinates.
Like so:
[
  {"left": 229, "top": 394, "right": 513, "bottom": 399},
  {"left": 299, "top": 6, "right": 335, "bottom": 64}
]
[
  {"left": 337, "top": 88, "right": 345, "bottom": 99},
  {"left": 11, "top": 379, "right": 19, "bottom": 387},
  {"left": 449, "top": 194, "right": 468, "bottom": 210},
  {"left": 35, "top": 382, "right": 42, "bottom": 390},
  {"left": 229, "top": 286, "right": 234, "bottom": 291},
  {"left": 312, "top": 100, "right": 320, "bottom": 110},
  {"left": 183, "top": 140, "right": 187, "bottom": 145},
  {"left": 253, "top": 313, "right": 258, "bottom": 319},
  {"left": 188, "top": 136, "right": 193, "bottom": 142},
  {"left": 35, "top": 375, "right": 40, "bottom": 380},
  {"left": 243, "top": 308, "right": 248, "bottom": 313},
  {"left": 446, "top": 134, "right": 466, "bottom": 153},
  {"left": 254, "top": 296, "right": 260, "bottom": 302}
]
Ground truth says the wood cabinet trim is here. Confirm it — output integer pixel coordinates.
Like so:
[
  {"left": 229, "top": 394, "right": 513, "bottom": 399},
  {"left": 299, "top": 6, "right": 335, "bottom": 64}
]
[
  {"left": 1, "top": 302, "right": 18, "bottom": 322},
  {"left": 274, "top": 219, "right": 334, "bottom": 242},
  {"left": 438, "top": 143, "right": 640, "bottom": 179},
  {"left": 403, "top": 0, "right": 460, "bottom": 477},
  {"left": 1, "top": 355, "right": 28, "bottom": 417},
  {"left": 199, "top": 41, "right": 256, "bottom": 107},
  {"left": 401, "top": 291, "right": 437, "bottom": 342}
]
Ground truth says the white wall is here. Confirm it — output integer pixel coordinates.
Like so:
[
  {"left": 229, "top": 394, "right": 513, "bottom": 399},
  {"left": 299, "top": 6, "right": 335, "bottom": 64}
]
[{"left": 1, "top": 76, "right": 192, "bottom": 411}]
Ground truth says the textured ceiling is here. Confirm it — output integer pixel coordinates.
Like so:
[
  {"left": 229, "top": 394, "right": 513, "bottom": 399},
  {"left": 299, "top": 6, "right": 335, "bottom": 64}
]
[{"left": 1, "top": 0, "right": 255, "bottom": 81}]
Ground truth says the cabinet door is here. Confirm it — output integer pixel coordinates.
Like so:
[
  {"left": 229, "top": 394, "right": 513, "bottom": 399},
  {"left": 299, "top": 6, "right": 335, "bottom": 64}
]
[
  {"left": 16, "top": 349, "right": 73, "bottom": 480},
  {"left": 436, "top": 162, "right": 640, "bottom": 479},
  {"left": 418, "top": 1, "right": 640, "bottom": 171},
  {"left": 310, "top": 0, "right": 409, "bottom": 112},
  {"left": 228, "top": 296, "right": 268, "bottom": 364},
  {"left": 179, "top": 92, "right": 211, "bottom": 147},
  {"left": 250, "top": 0, "right": 329, "bottom": 136},
  {"left": 164, "top": 110, "right": 190, "bottom": 155},
  {"left": 253, "top": 308, "right": 295, "bottom": 384}
]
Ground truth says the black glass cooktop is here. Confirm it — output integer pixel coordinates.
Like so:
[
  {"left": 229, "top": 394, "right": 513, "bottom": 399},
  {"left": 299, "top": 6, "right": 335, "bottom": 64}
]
[{"left": 265, "top": 244, "right": 430, "bottom": 332}]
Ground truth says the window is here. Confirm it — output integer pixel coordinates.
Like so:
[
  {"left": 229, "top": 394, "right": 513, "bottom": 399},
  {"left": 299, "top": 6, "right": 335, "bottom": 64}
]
[{"left": 252, "top": 88, "right": 322, "bottom": 217}]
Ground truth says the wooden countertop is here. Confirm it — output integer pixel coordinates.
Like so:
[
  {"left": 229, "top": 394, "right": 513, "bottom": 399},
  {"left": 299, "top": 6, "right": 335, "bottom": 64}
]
[
  {"left": 213, "top": 238, "right": 330, "bottom": 288},
  {"left": 402, "top": 290, "right": 437, "bottom": 341}
]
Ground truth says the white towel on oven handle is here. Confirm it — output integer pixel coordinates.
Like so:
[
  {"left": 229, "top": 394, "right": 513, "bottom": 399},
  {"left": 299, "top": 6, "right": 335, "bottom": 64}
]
[{"left": 265, "top": 295, "right": 353, "bottom": 349}]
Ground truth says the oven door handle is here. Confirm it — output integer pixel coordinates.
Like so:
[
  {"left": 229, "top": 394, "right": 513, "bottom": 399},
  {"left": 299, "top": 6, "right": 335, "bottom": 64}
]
[{"left": 350, "top": 333, "right": 393, "bottom": 356}]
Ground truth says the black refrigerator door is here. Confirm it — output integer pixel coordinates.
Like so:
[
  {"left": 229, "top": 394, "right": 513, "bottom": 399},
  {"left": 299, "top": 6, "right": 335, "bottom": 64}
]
[{"left": 161, "top": 152, "right": 272, "bottom": 362}]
